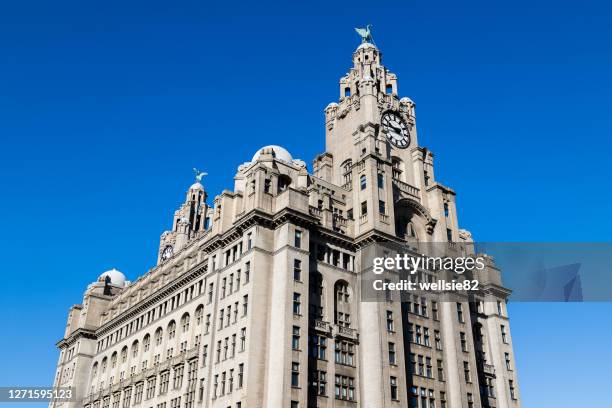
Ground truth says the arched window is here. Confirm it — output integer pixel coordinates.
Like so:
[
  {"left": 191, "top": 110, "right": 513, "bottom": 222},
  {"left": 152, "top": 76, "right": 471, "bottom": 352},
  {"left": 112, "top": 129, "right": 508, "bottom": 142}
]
[
  {"left": 154, "top": 328, "right": 163, "bottom": 346},
  {"left": 278, "top": 174, "right": 292, "bottom": 193},
  {"left": 168, "top": 321, "right": 176, "bottom": 339},
  {"left": 131, "top": 340, "right": 139, "bottom": 358},
  {"left": 101, "top": 357, "right": 107, "bottom": 373},
  {"left": 143, "top": 334, "right": 151, "bottom": 352},
  {"left": 120, "top": 346, "right": 128, "bottom": 363},
  {"left": 181, "top": 313, "right": 190, "bottom": 333},
  {"left": 91, "top": 362, "right": 98, "bottom": 378},
  {"left": 360, "top": 175, "right": 367, "bottom": 190},
  {"left": 334, "top": 280, "right": 352, "bottom": 328},
  {"left": 195, "top": 305, "right": 204, "bottom": 325},
  {"left": 342, "top": 160, "right": 353, "bottom": 185},
  {"left": 110, "top": 352, "right": 117, "bottom": 368},
  {"left": 335, "top": 281, "right": 350, "bottom": 303}
]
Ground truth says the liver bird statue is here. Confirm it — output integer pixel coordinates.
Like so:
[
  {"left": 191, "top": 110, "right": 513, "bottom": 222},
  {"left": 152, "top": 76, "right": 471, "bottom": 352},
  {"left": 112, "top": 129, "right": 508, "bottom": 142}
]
[
  {"left": 193, "top": 168, "right": 208, "bottom": 183},
  {"left": 355, "top": 25, "right": 373, "bottom": 44}
]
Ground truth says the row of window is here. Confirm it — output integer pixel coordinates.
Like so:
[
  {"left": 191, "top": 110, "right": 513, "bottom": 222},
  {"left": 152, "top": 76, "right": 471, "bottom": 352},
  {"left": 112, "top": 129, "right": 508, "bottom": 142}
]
[
  {"left": 214, "top": 328, "right": 246, "bottom": 363},
  {"left": 212, "top": 363, "right": 245, "bottom": 399},
  {"left": 97, "top": 278, "right": 206, "bottom": 353}
]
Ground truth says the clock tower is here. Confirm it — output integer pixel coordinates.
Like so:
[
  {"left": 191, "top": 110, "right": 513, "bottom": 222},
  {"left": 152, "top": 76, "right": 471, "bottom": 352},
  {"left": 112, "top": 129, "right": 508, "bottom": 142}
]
[{"left": 315, "top": 38, "right": 442, "bottom": 242}]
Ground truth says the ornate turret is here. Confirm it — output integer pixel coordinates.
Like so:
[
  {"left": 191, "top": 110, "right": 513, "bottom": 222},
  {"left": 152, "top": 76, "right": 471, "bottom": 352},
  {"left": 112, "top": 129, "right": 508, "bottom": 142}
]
[{"left": 157, "top": 169, "right": 212, "bottom": 264}]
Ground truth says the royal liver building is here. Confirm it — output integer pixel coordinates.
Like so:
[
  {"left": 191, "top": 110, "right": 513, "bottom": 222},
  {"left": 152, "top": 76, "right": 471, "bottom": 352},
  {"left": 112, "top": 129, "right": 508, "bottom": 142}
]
[{"left": 52, "top": 33, "right": 520, "bottom": 408}]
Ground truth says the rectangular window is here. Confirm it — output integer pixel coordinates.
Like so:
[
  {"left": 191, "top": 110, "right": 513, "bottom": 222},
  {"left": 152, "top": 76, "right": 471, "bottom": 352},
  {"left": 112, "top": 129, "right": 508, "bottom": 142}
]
[
  {"left": 334, "top": 375, "right": 355, "bottom": 401},
  {"left": 501, "top": 325, "right": 508, "bottom": 343},
  {"left": 294, "top": 230, "right": 302, "bottom": 248},
  {"left": 388, "top": 342, "right": 396, "bottom": 364},
  {"left": 238, "top": 363, "right": 244, "bottom": 388},
  {"left": 379, "top": 200, "right": 386, "bottom": 214},
  {"left": 361, "top": 201, "right": 367, "bottom": 216},
  {"left": 509, "top": 379, "right": 516, "bottom": 399},
  {"left": 437, "top": 359, "right": 444, "bottom": 381},
  {"left": 309, "top": 335, "right": 327, "bottom": 360},
  {"left": 432, "top": 301, "right": 439, "bottom": 320},
  {"left": 463, "top": 361, "right": 471, "bottom": 383},
  {"left": 292, "top": 326, "right": 300, "bottom": 350},
  {"left": 457, "top": 303, "right": 464, "bottom": 323},
  {"left": 505, "top": 352, "right": 511, "bottom": 370},
  {"left": 291, "top": 362, "right": 299, "bottom": 387},
  {"left": 467, "top": 393, "right": 473, "bottom": 408},
  {"left": 360, "top": 175, "right": 367, "bottom": 190},
  {"left": 446, "top": 228, "right": 453, "bottom": 241},
  {"left": 444, "top": 202, "right": 449, "bottom": 217},
  {"left": 460, "top": 332, "right": 467, "bottom": 352},
  {"left": 293, "top": 259, "right": 302, "bottom": 281},
  {"left": 386, "top": 310, "right": 394, "bottom": 332},
  {"left": 386, "top": 84, "right": 393, "bottom": 94},
  {"left": 293, "top": 293, "right": 301, "bottom": 315},
  {"left": 390, "top": 376, "right": 398, "bottom": 400},
  {"left": 377, "top": 172, "right": 384, "bottom": 188}
]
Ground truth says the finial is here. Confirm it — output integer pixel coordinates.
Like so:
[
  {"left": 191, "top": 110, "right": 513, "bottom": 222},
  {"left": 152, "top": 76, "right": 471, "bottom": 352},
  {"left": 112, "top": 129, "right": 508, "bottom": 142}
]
[
  {"left": 355, "top": 24, "right": 373, "bottom": 44},
  {"left": 193, "top": 168, "right": 208, "bottom": 183}
]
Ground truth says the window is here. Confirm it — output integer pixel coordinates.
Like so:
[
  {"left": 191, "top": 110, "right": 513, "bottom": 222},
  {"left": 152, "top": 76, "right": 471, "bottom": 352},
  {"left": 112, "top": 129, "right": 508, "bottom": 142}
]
[
  {"left": 293, "top": 259, "right": 302, "bottom": 281},
  {"left": 292, "top": 326, "right": 300, "bottom": 350},
  {"left": 246, "top": 232, "right": 252, "bottom": 250},
  {"left": 146, "top": 377, "right": 156, "bottom": 400},
  {"left": 457, "top": 303, "right": 464, "bottom": 323},
  {"left": 444, "top": 202, "right": 449, "bottom": 217},
  {"left": 360, "top": 175, "right": 367, "bottom": 190},
  {"left": 432, "top": 301, "right": 439, "bottom": 320},
  {"left": 424, "top": 327, "right": 430, "bottom": 346},
  {"left": 336, "top": 282, "right": 350, "bottom": 302},
  {"left": 426, "top": 357, "right": 433, "bottom": 378},
  {"left": 244, "top": 262, "right": 250, "bottom": 283},
  {"left": 334, "top": 375, "right": 355, "bottom": 401},
  {"left": 294, "top": 230, "right": 302, "bottom": 248},
  {"left": 386, "top": 310, "right": 394, "bottom": 332},
  {"left": 181, "top": 313, "right": 190, "bottom": 333},
  {"left": 344, "top": 87, "right": 351, "bottom": 97},
  {"left": 386, "top": 84, "right": 393, "bottom": 94},
  {"left": 240, "top": 327, "right": 246, "bottom": 351},
  {"left": 467, "top": 393, "right": 473, "bottom": 408},
  {"left": 505, "top": 352, "right": 512, "bottom": 370},
  {"left": 437, "top": 359, "right": 444, "bottom": 381},
  {"left": 360, "top": 201, "right": 367, "bottom": 216},
  {"left": 293, "top": 293, "right": 301, "bottom": 315},
  {"left": 390, "top": 376, "right": 398, "bottom": 400},
  {"left": 238, "top": 363, "right": 244, "bottom": 388},
  {"left": 463, "top": 361, "right": 471, "bottom": 382},
  {"left": 501, "top": 325, "right": 508, "bottom": 343},
  {"left": 484, "top": 377, "right": 495, "bottom": 398},
  {"left": 243, "top": 295, "right": 249, "bottom": 316},
  {"left": 173, "top": 365, "right": 184, "bottom": 389},
  {"left": 447, "top": 228, "right": 453, "bottom": 242},
  {"left": 335, "top": 340, "right": 355, "bottom": 366},
  {"left": 310, "top": 370, "right": 327, "bottom": 396},
  {"left": 460, "top": 332, "right": 467, "bottom": 352},
  {"left": 291, "top": 362, "right": 300, "bottom": 387},
  {"left": 379, "top": 200, "right": 386, "bottom": 214},
  {"left": 509, "top": 380, "right": 516, "bottom": 399},
  {"left": 291, "top": 401, "right": 299, "bottom": 408},
  {"left": 378, "top": 172, "right": 384, "bottom": 188},
  {"left": 388, "top": 342, "right": 396, "bottom": 364},
  {"left": 309, "top": 335, "right": 327, "bottom": 360},
  {"left": 195, "top": 305, "right": 203, "bottom": 325}
]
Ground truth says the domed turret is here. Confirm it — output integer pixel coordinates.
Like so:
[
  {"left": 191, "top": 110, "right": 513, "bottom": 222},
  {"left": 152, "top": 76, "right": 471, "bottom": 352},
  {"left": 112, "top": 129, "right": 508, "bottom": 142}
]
[
  {"left": 98, "top": 268, "right": 126, "bottom": 288},
  {"left": 251, "top": 145, "right": 293, "bottom": 163}
]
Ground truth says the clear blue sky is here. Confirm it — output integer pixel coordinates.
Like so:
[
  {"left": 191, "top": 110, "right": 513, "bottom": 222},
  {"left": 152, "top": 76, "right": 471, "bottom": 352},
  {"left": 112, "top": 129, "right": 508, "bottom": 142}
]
[{"left": 0, "top": 0, "right": 611, "bottom": 406}]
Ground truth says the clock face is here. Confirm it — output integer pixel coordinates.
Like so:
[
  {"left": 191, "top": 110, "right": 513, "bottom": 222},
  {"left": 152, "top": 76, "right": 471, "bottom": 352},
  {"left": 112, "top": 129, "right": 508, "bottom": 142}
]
[
  {"left": 161, "top": 245, "right": 173, "bottom": 261},
  {"left": 381, "top": 111, "right": 410, "bottom": 149}
]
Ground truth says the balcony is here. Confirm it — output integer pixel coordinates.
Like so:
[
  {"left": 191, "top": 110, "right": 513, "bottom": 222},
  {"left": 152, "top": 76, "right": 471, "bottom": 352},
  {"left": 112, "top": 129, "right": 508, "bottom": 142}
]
[
  {"left": 309, "top": 206, "right": 322, "bottom": 218},
  {"left": 483, "top": 363, "right": 496, "bottom": 376},
  {"left": 313, "top": 319, "right": 331, "bottom": 334},
  {"left": 392, "top": 178, "right": 420, "bottom": 201},
  {"left": 336, "top": 325, "right": 358, "bottom": 341}
]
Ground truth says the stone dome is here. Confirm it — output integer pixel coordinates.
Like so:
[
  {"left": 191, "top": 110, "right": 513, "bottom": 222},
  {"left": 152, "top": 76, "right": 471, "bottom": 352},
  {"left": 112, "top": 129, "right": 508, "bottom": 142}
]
[
  {"left": 98, "top": 268, "right": 126, "bottom": 288},
  {"left": 189, "top": 181, "right": 204, "bottom": 191},
  {"left": 251, "top": 145, "right": 293, "bottom": 163},
  {"left": 356, "top": 42, "right": 378, "bottom": 51}
]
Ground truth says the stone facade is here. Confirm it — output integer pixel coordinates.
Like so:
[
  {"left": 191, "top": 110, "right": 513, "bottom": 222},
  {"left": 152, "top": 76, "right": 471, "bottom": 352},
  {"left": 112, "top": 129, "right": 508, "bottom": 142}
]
[{"left": 51, "top": 39, "right": 520, "bottom": 408}]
